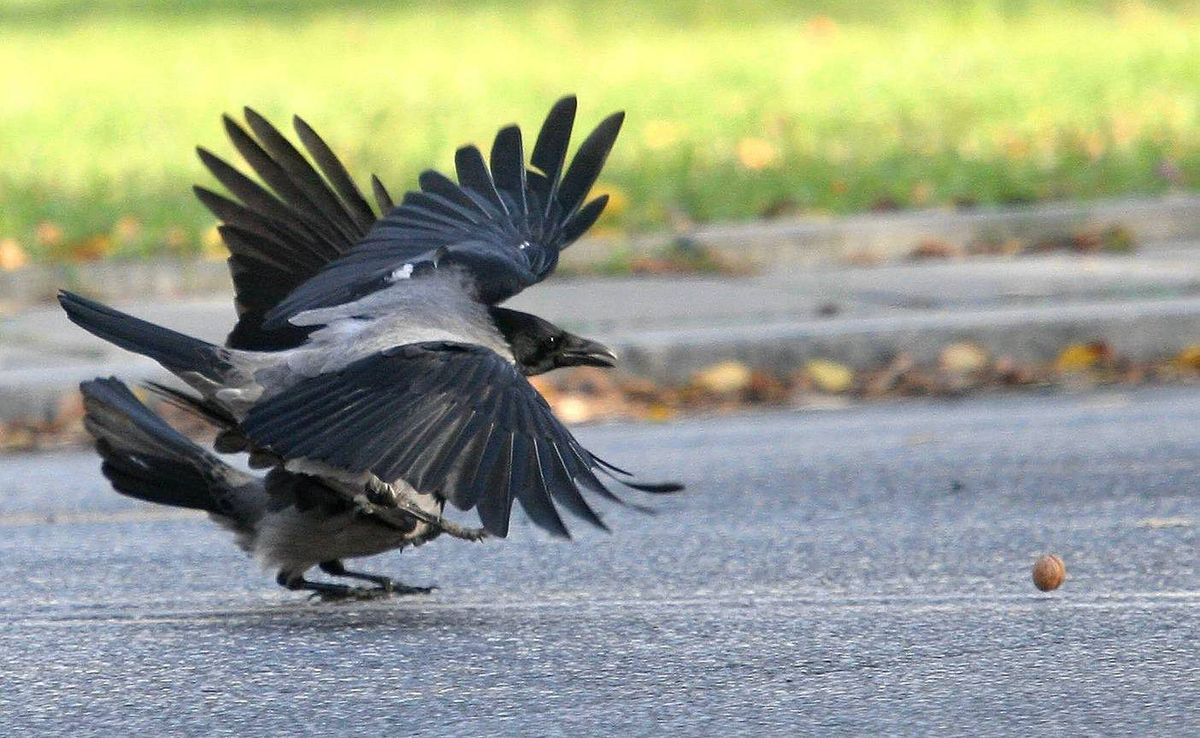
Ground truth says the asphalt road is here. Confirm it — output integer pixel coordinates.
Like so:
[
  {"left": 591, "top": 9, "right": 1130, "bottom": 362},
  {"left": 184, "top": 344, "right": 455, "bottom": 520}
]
[{"left": 3, "top": 389, "right": 1200, "bottom": 736}]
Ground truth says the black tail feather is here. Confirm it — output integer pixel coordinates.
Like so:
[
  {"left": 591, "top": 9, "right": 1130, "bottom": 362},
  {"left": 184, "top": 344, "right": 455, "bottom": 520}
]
[
  {"left": 58, "top": 291, "right": 230, "bottom": 380},
  {"left": 592, "top": 455, "right": 685, "bottom": 494},
  {"left": 81, "top": 378, "right": 260, "bottom": 524}
]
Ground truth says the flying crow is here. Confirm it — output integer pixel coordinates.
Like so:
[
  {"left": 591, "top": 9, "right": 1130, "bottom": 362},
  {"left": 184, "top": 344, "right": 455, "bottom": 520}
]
[
  {"left": 67, "top": 97, "right": 681, "bottom": 598},
  {"left": 195, "top": 95, "right": 620, "bottom": 353}
]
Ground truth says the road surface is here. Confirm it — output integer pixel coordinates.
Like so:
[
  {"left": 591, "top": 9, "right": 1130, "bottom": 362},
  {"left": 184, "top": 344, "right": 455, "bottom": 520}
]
[{"left": 3, "top": 389, "right": 1199, "bottom": 735}]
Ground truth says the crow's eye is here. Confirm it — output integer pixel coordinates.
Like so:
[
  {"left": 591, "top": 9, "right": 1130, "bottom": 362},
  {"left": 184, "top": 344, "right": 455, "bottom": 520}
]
[{"left": 547, "top": 335, "right": 560, "bottom": 350}]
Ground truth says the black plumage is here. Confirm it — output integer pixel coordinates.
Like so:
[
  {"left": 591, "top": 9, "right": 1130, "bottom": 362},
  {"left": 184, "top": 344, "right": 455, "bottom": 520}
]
[
  {"left": 261, "top": 96, "right": 623, "bottom": 326},
  {"left": 197, "top": 96, "right": 620, "bottom": 351},
  {"left": 197, "top": 112, "right": 381, "bottom": 350},
  {"left": 66, "top": 95, "right": 682, "bottom": 598},
  {"left": 239, "top": 341, "right": 674, "bottom": 538}
]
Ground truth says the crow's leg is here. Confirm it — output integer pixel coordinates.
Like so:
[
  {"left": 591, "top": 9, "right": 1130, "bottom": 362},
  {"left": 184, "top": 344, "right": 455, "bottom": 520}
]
[
  {"left": 276, "top": 571, "right": 391, "bottom": 601},
  {"left": 359, "top": 478, "right": 488, "bottom": 542},
  {"left": 318, "top": 560, "right": 434, "bottom": 595}
]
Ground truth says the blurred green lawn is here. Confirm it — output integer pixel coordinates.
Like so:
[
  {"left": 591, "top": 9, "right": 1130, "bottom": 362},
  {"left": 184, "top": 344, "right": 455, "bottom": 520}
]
[{"left": 1, "top": 0, "right": 1198, "bottom": 261}]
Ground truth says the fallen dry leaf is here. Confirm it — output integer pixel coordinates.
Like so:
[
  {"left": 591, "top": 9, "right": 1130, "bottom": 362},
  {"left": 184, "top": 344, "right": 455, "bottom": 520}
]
[
  {"left": 553, "top": 394, "right": 595, "bottom": 424},
  {"left": 1174, "top": 345, "right": 1200, "bottom": 371},
  {"left": 0, "top": 238, "right": 29, "bottom": 270},
  {"left": 114, "top": 215, "right": 142, "bottom": 243},
  {"left": 201, "top": 225, "right": 226, "bottom": 260},
  {"left": 165, "top": 226, "right": 189, "bottom": 252},
  {"left": 592, "top": 182, "right": 628, "bottom": 221},
  {"left": 35, "top": 221, "right": 64, "bottom": 247},
  {"left": 642, "top": 120, "right": 684, "bottom": 151},
  {"left": 910, "top": 238, "right": 961, "bottom": 260},
  {"left": 805, "top": 358, "right": 854, "bottom": 393},
  {"left": 64, "top": 234, "right": 114, "bottom": 262},
  {"left": 735, "top": 138, "right": 778, "bottom": 171},
  {"left": 745, "top": 370, "right": 789, "bottom": 403},
  {"left": 692, "top": 361, "right": 753, "bottom": 394},
  {"left": 1055, "top": 342, "right": 1111, "bottom": 373},
  {"left": 909, "top": 181, "right": 934, "bottom": 206},
  {"left": 940, "top": 342, "right": 990, "bottom": 374},
  {"left": 644, "top": 403, "right": 678, "bottom": 423}
]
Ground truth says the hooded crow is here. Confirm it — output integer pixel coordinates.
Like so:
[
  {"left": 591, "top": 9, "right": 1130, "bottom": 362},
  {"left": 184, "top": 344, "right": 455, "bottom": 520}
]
[
  {"left": 67, "top": 97, "right": 681, "bottom": 598},
  {"left": 82, "top": 377, "right": 443, "bottom": 598}
]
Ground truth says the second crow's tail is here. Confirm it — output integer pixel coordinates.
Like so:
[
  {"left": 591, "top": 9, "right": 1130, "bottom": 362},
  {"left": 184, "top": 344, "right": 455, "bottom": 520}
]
[{"left": 81, "top": 378, "right": 264, "bottom": 530}]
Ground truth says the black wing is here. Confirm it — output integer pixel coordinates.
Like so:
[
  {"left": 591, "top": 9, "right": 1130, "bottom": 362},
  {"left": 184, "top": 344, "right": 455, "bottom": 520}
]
[
  {"left": 195, "top": 109, "right": 392, "bottom": 351},
  {"left": 261, "top": 96, "right": 622, "bottom": 329},
  {"left": 239, "top": 342, "right": 675, "bottom": 538}
]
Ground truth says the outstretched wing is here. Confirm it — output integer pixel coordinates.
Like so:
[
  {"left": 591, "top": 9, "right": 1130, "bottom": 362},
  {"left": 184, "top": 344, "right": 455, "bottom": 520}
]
[
  {"left": 262, "top": 96, "right": 622, "bottom": 329},
  {"left": 196, "top": 109, "right": 393, "bottom": 351},
  {"left": 239, "top": 342, "right": 676, "bottom": 538}
]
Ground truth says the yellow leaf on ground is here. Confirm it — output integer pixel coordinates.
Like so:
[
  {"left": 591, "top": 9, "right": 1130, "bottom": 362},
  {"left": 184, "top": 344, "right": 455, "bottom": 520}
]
[
  {"left": 66, "top": 234, "right": 114, "bottom": 261},
  {"left": 114, "top": 215, "right": 141, "bottom": 243},
  {"left": 642, "top": 120, "right": 684, "bottom": 151},
  {"left": 910, "top": 238, "right": 961, "bottom": 260},
  {"left": 735, "top": 138, "right": 778, "bottom": 171},
  {"left": 1054, "top": 342, "right": 1109, "bottom": 372},
  {"left": 35, "top": 221, "right": 64, "bottom": 247},
  {"left": 806, "top": 358, "right": 854, "bottom": 393},
  {"left": 1175, "top": 345, "right": 1200, "bottom": 371},
  {"left": 165, "top": 226, "right": 188, "bottom": 252},
  {"left": 644, "top": 403, "right": 677, "bottom": 423},
  {"left": 553, "top": 394, "right": 594, "bottom": 424},
  {"left": 940, "top": 342, "right": 990, "bottom": 373},
  {"left": 592, "top": 182, "right": 628, "bottom": 220},
  {"left": 201, "top": 225, "right": 226, "bottom": 260},
  {"left": 0, "top": 239, "right": 29, "bottom": 270},
  {"left": 910, "top": 181, "right": 934, "bottom": 205},
  {"left": 692, "top": 361, "right": 753, "bottom": 394}
]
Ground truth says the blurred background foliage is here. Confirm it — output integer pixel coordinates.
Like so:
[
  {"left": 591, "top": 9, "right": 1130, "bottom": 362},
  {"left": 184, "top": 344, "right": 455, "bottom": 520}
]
[{"left": 0, "top": 0, "right": 1198, "bottom": 262}]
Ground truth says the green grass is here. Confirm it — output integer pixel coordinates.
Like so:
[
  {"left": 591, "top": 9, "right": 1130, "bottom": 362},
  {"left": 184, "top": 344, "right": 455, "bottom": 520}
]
[{"left": 1, "top": 0, "right": 1199, "bottom": 260}]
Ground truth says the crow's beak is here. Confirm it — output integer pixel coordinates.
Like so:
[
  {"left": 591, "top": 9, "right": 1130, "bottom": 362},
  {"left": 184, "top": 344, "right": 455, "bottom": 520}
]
[{"left": 559, "top": 335, "right": 618, "bottom": 368}]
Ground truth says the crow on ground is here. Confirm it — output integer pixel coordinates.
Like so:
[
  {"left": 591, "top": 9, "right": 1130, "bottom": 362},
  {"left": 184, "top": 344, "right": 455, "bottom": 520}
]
[{"left": 68, "top": 97, "right": 681, "bottom": 598}]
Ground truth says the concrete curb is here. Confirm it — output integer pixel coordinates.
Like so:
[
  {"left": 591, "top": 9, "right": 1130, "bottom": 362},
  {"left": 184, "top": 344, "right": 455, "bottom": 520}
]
[
  {"left": 612, "top": 297, "right": 1200, "bottom": 383},
  {"left": 7, "top": 297, "right": 1200, "bottom": 424},
  {"left": 4, "top": 194, "right": 1200, "bottom": 309},
  {"left": 570, "top": 193, "right": 1200, "bottom": 268},
  {"left": 0, "top": 358, "right": 166, "bottom": 424}
]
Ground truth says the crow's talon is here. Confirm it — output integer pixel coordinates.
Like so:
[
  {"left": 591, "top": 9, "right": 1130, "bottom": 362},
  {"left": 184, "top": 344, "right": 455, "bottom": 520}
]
[{"left": 393, "top": 584, "right": 436, "bottom": 596}]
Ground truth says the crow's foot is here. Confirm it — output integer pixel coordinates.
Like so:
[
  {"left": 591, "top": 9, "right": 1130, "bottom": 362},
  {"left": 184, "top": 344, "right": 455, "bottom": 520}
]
[
  {"left": 278, "top": 570, "right": 434, "bottom": 602},
  {"left": 319, "top": 560, "right": 437, "bottom": 596}
]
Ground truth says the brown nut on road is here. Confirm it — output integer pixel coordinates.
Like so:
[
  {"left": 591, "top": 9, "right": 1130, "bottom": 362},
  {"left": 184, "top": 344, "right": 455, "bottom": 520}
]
[{"left": 1032, "top": 554, "right": 1066, "bottom": 592}]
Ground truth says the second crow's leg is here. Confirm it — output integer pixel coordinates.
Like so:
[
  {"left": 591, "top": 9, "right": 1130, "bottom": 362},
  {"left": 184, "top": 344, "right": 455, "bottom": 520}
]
[
  {"left": 318, "top": 560, "right": 435, "bottom": 595},
  {"left": 276, "top": 571, "right": 392, "bottom": 601}
]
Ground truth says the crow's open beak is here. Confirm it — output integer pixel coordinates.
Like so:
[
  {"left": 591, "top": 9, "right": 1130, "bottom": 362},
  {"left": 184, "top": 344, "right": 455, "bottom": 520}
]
[{"left": 559, "top": 335, "right": 618, "bottom": 368}]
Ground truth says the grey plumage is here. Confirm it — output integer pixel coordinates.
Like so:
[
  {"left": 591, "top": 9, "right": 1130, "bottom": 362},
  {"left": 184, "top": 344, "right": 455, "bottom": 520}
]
[
  {"left": 69, "top": 95, "right": 681, "bottom": 598},
  {"left": 82, "top": 378, "right": 437, "bottom": 585},
  {"left": 62, "top": 286, "right": 672, "bottom": 539},
  {"left": 262, "top": 96, "right": 622, "bottom": 327}
]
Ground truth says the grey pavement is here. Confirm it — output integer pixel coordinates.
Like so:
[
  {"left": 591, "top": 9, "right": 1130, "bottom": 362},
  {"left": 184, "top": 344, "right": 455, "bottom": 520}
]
[
  {"left": 7, "top": 194, "right": 1200, "bottom": 310},
  {"left": 3, "top": 389, "right": 1200, "bottom": 735},
  {"left": 5, "top": 243, "right": 1200, "bottom": 419}
]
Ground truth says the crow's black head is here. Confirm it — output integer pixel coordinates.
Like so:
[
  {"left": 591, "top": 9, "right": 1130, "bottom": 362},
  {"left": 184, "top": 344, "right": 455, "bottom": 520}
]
[{"left": 489, "top": 307, "right": 617, "bottom": 376}]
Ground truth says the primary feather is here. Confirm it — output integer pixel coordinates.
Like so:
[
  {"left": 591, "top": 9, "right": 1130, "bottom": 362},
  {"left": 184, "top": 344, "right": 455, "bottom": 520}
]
[{"left": 261, "top": 96, "right": 622, "bottom": 328}]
